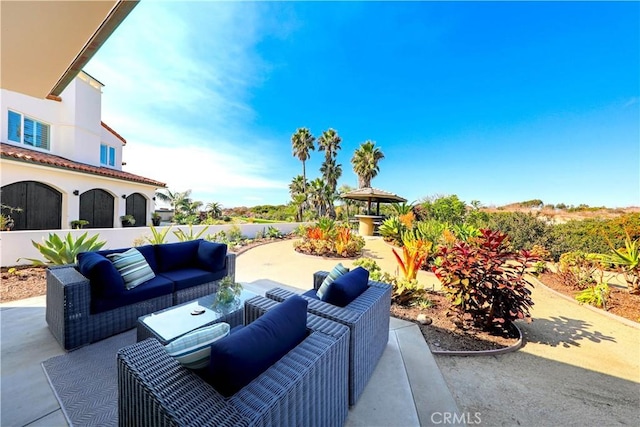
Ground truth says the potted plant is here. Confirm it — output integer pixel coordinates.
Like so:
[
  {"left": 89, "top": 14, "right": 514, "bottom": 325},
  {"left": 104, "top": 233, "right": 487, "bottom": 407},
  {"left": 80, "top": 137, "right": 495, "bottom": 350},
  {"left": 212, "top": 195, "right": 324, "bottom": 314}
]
[
  {"left": 120, "top": 214, "right": 136, "bottom": 227},
  {"left": 151, "top": 212, "right": 161, "bottom": 226},
  {"left": 213, "top": 276, "right": 243, "bottom": 310},
  {"left": 70, "top": 219, "right": 89, "bottom": 229},
  {"left": 1, "top": 214, "right": 15, "bottom": 231}
]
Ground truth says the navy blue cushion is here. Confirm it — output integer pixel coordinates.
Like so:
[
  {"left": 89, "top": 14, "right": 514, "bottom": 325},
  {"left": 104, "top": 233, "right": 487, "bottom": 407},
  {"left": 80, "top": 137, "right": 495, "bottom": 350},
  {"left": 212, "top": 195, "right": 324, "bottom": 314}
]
[
  {"left": 156, "top": 240, "right": 200, "bottom": 272},
  {"left": 323, "top": 266, "right": 370, "bottom": 307},
  {"left": 77, "top": 251, "right": 125, "bottom": 300},
  {"left": 208, "top": 295, "right": 308, "bottom": 397},
  {"left": 135, "top": 244, "right": 159, "bottom": 273},
  {"left": 197, "top": 241, "right": 227, "bottom": 272},
  {"left": 302, "top": 288, "right": 320, "bottom": 300},
  {"left": 91, "top": 274, "right": 173, "bottom": 314},
  {"left": 159, "top": 268, "right": 226, "bottom": 291}
]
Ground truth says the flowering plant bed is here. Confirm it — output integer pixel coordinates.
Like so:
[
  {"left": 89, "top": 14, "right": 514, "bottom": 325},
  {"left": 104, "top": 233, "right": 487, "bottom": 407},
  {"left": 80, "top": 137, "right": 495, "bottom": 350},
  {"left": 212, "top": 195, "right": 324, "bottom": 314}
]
[{"left": 294, "top": 224, "right": 365, "bottom": 258}]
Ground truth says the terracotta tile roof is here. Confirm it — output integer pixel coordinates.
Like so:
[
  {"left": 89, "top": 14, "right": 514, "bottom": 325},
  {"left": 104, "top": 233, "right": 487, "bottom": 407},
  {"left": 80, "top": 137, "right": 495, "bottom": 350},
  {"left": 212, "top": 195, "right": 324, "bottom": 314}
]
[
  {"left": 1, "top": 142, "right": 166, "bottom": 187},
  {"left": 101, "top": 121, "right": 127, "bottom": 145}
]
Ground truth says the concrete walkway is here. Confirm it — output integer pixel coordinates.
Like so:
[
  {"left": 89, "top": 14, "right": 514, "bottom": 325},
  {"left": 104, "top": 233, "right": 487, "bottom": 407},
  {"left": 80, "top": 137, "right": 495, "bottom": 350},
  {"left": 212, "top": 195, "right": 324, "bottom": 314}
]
[{"left": 237, "top": 238, "right": 640, "bottom": 426}]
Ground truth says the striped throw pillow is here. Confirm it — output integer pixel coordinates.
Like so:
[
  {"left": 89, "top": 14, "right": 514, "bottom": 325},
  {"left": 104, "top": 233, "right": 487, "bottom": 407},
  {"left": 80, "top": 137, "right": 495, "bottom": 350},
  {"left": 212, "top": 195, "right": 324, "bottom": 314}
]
[
  {"left": 107, "top": 248, "right": 156, "bottom": 290},
  {"left": 316, "top": 263, "right": 349, "bottom": 300},
  {"left": 165, "top": 322, "right": 230, "bottom": 369}
]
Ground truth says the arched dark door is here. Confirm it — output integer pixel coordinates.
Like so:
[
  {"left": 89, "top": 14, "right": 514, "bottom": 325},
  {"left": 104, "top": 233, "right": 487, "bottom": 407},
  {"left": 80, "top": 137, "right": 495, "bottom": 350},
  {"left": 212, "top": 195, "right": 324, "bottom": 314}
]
[
  {"left": 80, "top": 189, "right": 114, "bottom": 228},
  {"left": 1, "top": 181, "right": 62, "bottom": 230},
  {"left": 126, "top": 193, "right": 147, "bottom": 227}
]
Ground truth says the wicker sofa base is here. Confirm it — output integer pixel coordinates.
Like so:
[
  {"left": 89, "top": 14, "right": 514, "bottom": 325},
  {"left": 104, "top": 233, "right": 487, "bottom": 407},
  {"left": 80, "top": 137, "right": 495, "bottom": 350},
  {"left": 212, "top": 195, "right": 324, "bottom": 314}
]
[{"left": 46, "top": 253, "right": 236, "bottom": 351}]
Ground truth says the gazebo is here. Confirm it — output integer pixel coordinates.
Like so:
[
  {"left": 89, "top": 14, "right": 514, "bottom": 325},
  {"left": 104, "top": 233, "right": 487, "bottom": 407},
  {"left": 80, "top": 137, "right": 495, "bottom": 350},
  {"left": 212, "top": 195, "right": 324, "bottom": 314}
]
[{"left": 341, "top": 187, "right": 407, "bottom": 236}]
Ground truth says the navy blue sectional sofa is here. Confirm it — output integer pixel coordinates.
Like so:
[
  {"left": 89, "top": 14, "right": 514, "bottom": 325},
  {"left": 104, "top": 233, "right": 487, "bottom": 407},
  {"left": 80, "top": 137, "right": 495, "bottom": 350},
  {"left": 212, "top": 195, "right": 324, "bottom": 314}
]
[{"left": 46, "top": 239, "right": 236, "bottom": 350}]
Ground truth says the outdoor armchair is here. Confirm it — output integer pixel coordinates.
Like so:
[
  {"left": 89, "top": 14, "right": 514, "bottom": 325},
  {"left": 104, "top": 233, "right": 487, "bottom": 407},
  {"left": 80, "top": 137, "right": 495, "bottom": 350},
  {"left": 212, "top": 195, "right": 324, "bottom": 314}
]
[
  {"left": 117, "top": 295, "right": 350, "bottom": 427},
  {"left": 266, "top": 271, "right": 392, "bottom": 406}
]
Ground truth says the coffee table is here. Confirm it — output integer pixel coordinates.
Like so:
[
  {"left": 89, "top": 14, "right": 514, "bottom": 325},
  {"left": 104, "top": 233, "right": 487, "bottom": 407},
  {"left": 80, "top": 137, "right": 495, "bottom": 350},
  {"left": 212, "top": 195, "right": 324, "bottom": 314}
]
[{"left": 136, "top": 289, "right": 257, "bottom": 345}]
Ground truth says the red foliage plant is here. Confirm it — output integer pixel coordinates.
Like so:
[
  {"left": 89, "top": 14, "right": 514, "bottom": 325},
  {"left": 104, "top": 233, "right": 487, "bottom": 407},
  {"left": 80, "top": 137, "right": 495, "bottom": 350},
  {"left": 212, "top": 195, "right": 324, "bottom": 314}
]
[{"left": 433, "top": 229, "right": 539, "bottom": 332}]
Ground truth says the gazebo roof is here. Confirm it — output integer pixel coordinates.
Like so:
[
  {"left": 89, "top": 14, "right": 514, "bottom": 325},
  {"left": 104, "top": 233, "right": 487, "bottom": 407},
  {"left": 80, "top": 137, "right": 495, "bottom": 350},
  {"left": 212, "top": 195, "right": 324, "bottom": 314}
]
[{"left": 340, "top": 187, "right": 407, "bottom": 203}]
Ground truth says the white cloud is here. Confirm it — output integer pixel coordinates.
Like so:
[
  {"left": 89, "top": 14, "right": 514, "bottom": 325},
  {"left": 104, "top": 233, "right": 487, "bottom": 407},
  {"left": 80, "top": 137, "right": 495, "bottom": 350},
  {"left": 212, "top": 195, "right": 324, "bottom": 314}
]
[{"left": 84, "top": 2, "right": 289, "bottom": 206}]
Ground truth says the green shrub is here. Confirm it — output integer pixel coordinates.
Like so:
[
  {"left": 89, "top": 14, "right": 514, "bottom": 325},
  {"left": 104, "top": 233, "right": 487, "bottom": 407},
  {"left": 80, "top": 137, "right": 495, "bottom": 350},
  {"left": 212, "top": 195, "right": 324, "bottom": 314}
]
[
  {"left": 575, "top": 283, "right": 610, "bottom": 308},
  {"left": 378, "top": 216, "right": 405, "bottom": 246},
  {"left": 433, "top": 229, "right": 538, "bottom": 332},
  {"left": 473, "top": 211, "right": 552, "bottom": 253},
  {"left": 19, "top": 232, "right": 106, "bottom": 265},
  {"left": 419, "top": 195, "right": 467, "bottom": 225},
  {"left": 558, "top": 251, "right": 600, "bottom": 290},
  {"left": 227, "top": 225, "right": 244, "bottom": 243}
]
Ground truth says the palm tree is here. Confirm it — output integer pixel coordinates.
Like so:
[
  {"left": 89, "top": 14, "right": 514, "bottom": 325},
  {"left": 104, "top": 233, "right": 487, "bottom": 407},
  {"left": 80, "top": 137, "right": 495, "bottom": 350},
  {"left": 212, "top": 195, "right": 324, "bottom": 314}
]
[
  {"left": 291, "top": 128, "right": 315, "bottom": 196},
  {"left": 338, "top": 184, "right": 357, "bottom": 220},
  {"left": 320, "top": 157, "right": 342, "bottom": 218},
  {"left": 351, "top": 140, "right": 385, "bottom": 188},
  {"left": 156, "top": 189, "right": 193, "bottom": 216},
  {"left": 318, "top": 129, "right": 342, "bottom": 218},
  {"left": 289, "top": 175, "right": 308, "bottom": 222},
  {"left": 205, "top": 202, "right": 223, "bottom": 219},
  {"left": 289, "top": 175, "right": 307, "bottom": 197},
  {"left": 317, "top": 128, "right": 341, "bottom": 161},
  {"left": 308, "top": 178, "right": 328, "bottom": 217}
]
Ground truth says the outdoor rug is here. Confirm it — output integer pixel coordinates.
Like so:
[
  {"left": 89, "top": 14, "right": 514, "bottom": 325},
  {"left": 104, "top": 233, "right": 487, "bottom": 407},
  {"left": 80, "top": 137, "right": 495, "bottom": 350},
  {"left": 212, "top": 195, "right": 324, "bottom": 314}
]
[{"left": 42, "top": 330, "right": 136, "bottom": 427}]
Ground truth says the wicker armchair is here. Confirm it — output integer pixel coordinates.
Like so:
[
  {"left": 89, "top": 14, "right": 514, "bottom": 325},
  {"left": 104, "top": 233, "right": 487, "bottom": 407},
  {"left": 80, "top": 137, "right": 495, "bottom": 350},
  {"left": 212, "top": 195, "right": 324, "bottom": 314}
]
[
  {"left": 266, "top": 271, "right": 392, "bottom": 406},
  {"left": 117, "top": 295, "right": 350, "bottom": 427}
]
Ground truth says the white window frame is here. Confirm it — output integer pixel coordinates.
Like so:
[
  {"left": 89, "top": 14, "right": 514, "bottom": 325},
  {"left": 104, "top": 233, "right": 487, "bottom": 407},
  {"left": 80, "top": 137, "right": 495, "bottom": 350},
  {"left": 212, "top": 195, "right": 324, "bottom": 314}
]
[
  {"left": 7, "top": 110, "right": 50, "bottom": 150},
  {"left": 100, "top": 143, "right": 116, "bottom": 167}
]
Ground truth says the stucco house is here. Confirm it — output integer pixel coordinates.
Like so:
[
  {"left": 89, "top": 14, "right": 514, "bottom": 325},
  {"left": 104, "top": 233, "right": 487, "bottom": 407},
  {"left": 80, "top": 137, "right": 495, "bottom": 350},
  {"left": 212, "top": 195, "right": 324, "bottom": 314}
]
[{"left": 1, "top": 71, "right": 166, "bottom": 230}]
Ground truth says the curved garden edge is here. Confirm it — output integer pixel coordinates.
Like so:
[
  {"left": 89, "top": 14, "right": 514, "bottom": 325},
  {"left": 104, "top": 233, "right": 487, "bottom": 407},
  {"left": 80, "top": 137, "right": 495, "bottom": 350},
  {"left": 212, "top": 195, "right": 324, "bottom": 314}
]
[
  {"left": 430, "top": 321, "right": 523, "bottom": 357},
  {"left": 530, "top": 275, "right": 640, "bottom": 330}
]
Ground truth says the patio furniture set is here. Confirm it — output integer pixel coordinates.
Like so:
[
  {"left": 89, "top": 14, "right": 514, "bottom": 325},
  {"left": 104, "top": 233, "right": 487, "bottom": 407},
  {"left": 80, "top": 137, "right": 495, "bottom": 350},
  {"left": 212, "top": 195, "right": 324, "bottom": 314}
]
[{"left": 45, "top": 240, "right": 392, "bottom": 426}]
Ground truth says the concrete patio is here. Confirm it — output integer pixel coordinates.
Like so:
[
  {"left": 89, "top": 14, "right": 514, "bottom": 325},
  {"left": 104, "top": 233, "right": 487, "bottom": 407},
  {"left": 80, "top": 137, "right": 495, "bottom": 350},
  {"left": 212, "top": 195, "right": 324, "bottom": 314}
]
[
  {"left": 0, "top": 237, "right": 459, "bottom": 427},
  {"left": 2, "top": 237, "right": 639, "bottom": 426}
]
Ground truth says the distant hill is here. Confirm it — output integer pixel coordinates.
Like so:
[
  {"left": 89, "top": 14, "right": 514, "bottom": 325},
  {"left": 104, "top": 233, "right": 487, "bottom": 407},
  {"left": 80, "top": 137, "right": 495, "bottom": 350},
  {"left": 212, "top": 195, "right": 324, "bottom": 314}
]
[{"left": 480, "top": 203, "right": 640, "bottom": 223}]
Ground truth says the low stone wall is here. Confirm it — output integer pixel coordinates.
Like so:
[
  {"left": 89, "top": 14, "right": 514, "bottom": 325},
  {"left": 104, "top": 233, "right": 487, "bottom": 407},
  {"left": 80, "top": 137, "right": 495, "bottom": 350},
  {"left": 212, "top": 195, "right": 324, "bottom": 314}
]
[{"left": 0, "top": 223, "right": 304, "bottom": 267}]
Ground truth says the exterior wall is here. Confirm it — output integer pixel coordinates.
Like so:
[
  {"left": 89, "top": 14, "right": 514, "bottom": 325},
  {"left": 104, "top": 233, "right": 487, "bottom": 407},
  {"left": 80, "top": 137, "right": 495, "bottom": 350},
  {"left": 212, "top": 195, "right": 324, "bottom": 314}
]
[
  {"left": 100, "top": 126, "right": 123, "bottom": 169},
  {"left": 0, "top": 89, "right": 60, "bottom": 151},
  {"left": 1, "top": 72, "right": 120, "bottom": 169},
  {"left": 0, "top": 222, "right": 304, "bottom": 267},
  {"left": 1, "top": 160, "right": 157, "bottom": 229}
]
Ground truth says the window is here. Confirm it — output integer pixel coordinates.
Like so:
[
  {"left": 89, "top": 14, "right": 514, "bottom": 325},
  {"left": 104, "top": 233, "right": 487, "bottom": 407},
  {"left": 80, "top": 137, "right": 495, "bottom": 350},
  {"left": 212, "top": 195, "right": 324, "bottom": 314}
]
[
  {"left": 7, "top": 110, "right": 50, "bottom": 149},
  {"left": 100, "top": 144, "right": 116, "bottom": 167}
]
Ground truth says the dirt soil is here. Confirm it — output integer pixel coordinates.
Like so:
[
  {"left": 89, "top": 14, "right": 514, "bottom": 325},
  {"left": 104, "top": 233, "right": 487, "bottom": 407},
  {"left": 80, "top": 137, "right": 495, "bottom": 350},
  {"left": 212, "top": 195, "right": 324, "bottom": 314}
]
[
  {"left": 391, "top": 291, "right": 520, "bottom": 352},
  {"left": 538, "top": 271, "right": 640, "bottom": 323}
]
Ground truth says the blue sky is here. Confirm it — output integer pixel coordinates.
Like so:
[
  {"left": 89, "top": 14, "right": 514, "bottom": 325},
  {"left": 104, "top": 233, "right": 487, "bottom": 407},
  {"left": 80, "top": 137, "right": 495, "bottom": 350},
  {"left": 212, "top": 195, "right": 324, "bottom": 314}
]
[{"left": 85, "top": 1, "right": 639, "bottom": 209}]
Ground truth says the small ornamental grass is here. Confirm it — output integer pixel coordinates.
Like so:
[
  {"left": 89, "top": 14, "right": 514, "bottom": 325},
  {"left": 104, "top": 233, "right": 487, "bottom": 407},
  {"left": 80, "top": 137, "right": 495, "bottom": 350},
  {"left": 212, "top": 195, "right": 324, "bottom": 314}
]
[{"left": 433, "top": 229, "right": 539, "bottom": 332}]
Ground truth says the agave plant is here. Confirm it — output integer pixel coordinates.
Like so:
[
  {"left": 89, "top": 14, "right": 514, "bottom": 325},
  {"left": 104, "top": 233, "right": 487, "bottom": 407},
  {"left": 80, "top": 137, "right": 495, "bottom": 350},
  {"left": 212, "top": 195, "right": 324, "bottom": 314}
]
[
  {"left": 19, "top": 232, "right": 106, "bottom": 265},
  {"left": 602, "top": 232, "right": 639, "bottom": 293}
]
